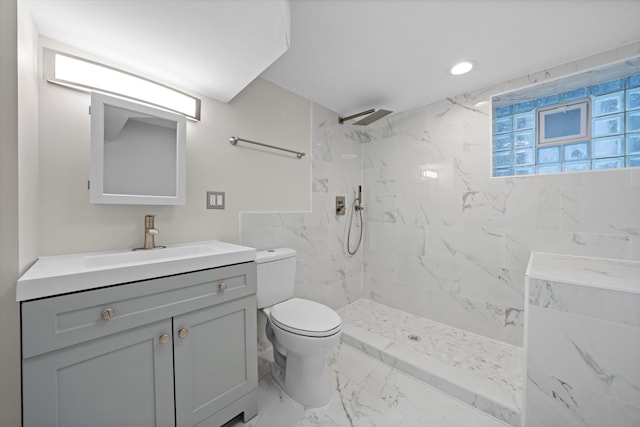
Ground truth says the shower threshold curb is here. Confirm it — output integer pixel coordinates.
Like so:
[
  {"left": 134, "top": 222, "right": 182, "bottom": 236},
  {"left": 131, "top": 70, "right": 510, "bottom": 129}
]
[{"left": 340, "top": 323, "right": 522, "bottom": 426}]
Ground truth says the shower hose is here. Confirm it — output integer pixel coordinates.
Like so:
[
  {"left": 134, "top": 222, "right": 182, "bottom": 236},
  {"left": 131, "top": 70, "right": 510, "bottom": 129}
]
[{"left": 346, "top": 197, "right": 363, "bottom": 255}]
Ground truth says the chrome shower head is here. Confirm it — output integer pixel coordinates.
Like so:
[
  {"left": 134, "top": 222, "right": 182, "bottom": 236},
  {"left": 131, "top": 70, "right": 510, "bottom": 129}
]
[
  {"left": 338, "top": 109, "right": 393, "bottom": 126},
  {"left": 353, "top": 109, "right": 393, "bottom": 125}
]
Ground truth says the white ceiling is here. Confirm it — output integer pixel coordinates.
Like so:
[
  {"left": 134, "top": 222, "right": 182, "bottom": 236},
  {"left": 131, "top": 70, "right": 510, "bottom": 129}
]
[
  {"left": 24, "top": 0, "right": 640, "bottom": 117},
  {"left": 25, "top": 0, "right": 291, "bottom": 102}
]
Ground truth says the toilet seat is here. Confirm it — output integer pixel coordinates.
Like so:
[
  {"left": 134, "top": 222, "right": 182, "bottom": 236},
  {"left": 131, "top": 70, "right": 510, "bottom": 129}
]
[{"left": 269, "top": 298, "right": 342, "bottom": 338}]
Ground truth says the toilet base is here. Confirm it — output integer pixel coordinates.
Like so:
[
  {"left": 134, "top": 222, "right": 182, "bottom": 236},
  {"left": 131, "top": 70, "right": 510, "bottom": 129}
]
[
  {"left": 270, "top": 350, "right": 333, "bottom": 408},
  {"left": 264, "top": 318, "right": 341, "bottom": 408}
]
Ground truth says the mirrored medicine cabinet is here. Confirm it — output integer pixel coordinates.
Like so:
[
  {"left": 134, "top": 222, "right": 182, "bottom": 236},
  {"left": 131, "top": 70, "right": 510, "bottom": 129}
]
[{"left": 90, "top": 92, "right": 186, "bottom": 205}]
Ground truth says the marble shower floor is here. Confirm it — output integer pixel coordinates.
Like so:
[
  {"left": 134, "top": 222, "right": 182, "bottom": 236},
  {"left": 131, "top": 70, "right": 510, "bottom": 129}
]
[
  {"left": 226, "top": 343, "right": 510, "bottom": 427},
  {"left": 337, "top": 299, "right": 523, "bottom": 426}
]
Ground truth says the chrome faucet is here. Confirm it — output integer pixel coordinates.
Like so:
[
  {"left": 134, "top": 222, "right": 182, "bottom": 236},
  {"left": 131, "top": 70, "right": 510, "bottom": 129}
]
[{"left": 133, "top": 214, "right": 166, "bottom": 251}]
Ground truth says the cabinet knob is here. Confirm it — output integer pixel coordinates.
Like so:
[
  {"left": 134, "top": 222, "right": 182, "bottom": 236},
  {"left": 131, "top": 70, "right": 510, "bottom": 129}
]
[
  {"left": 219, "top": 282, "right": 228, "bottom": 292},
  {"left": 101, "top": 308, "right": 115, "bottom": 320},
  {"left": 159, "top": 334, "right": 171, "bottom": 345},
  {"left": 178, "top": 328, "right": 189, "bottom": 338}
]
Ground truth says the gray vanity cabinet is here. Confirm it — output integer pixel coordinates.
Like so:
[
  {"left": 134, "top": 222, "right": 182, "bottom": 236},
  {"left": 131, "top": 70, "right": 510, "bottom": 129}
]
[
  {"left": 21, "top": 262, "right": 258, "bottom": 427},
  {"left": 174, "top": 296, "right": 257, "bottom": 426},
  {"left": 22, "top": 319, "right": 176, "bottom": 427}
]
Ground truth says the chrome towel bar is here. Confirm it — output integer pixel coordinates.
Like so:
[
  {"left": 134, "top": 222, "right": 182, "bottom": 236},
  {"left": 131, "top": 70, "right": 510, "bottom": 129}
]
[{"left": 229, "top": 136, "right": 305, "bottom": 159}]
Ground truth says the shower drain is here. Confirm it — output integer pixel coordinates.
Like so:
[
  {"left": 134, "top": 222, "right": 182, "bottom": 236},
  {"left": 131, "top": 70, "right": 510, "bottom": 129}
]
[{"left": 407, "top": 334, "right": 421, "bottom": 342}]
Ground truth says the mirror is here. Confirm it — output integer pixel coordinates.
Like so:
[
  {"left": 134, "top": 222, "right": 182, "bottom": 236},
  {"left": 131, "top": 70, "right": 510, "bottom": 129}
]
[{"left": 90, "top": 93, "right": 186, "bottom": 205}]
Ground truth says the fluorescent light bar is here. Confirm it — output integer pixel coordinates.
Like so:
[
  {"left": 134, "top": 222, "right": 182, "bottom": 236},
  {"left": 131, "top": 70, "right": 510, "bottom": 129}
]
[{"left": 44, "top": 48, "right": 200, "bottom": 120}]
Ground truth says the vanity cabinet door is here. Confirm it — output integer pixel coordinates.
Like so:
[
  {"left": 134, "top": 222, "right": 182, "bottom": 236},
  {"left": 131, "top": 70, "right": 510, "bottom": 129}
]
[
  {"left": 173, "top": 296, "right": 257, "bottom": 427},
  {"left": 22, "top": 319, "right": 175, "bottom": 427}
]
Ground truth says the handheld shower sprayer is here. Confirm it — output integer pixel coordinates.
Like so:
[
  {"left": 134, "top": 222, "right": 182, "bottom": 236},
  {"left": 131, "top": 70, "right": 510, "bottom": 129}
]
[
  {"left": 355, "top": 185, "right": 364, "bottom": 211},
  {"left": 347, "top": 185, "right": 364, "bottom": 255}
]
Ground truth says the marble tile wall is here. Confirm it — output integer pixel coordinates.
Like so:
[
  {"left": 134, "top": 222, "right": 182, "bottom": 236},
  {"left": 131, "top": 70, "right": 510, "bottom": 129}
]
[
  {"left": 361, "top": 43, "right": 640, "bottom": 346},
  {"left": 523, "top": 253, "right": 640, "bottom": 426},
  {"left": 240, "top": 103, "right": 363, "bottom": 313}
]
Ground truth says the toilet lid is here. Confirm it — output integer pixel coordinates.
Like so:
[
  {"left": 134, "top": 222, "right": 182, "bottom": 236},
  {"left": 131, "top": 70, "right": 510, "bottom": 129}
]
[{"left": 270, "top": 298, "right": 342, "bottom": 338}]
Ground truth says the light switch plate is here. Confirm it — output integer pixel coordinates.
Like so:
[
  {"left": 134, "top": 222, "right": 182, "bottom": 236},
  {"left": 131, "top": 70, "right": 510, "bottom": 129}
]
[{"left": 206, "top": 191, "right": 225, "bottom": 209}]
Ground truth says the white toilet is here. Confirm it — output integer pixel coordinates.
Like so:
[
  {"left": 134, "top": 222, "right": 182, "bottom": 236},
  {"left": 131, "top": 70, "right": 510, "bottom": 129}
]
[{"left": 256, "top": 248, "right": 342, "bottom": 407}]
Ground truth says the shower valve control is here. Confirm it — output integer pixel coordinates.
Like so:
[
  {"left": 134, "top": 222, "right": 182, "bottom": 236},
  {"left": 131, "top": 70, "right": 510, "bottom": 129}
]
[{"left": 336, "top": 196, "right": 346, "bottom": 215}]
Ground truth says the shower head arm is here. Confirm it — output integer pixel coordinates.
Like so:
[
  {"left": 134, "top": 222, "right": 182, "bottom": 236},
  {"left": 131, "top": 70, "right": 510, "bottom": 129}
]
[{"left": 338, "top": 109, "right": 375, "bottom": 124}]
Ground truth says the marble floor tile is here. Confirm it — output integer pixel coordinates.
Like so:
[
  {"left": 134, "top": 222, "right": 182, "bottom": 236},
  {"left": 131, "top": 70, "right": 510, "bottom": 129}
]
[{"left": 225, "top": 344, "right": 510, "bottom": 427}]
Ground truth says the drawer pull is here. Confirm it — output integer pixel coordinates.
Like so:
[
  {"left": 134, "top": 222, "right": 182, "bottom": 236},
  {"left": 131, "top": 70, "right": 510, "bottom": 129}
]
[
  {"left": 159, "top": 334, "right": 171, "bottom": 345},
  {"left": 178, "top": 328, "right": 189, "bottom": 338},
  {"left": 101, "top": 308, "right": 115, "bottom": 320},
  {"left": 219, "top": 282, "right": 228, "bottom": 292}
]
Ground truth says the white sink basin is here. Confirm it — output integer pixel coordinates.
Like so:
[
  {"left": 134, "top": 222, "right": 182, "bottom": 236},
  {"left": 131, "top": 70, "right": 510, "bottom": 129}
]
[
  {"left": 17, "top": 240, "right": 256, "bottom": 301},
  {"left": 85, "top": 244, "right": 219, "bottom": 268}
]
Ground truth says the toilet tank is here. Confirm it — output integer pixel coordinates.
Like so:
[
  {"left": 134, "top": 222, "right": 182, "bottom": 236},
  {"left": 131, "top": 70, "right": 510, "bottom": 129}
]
[{"left": 256, "top": 248, "right": 296, "bottom": 309}]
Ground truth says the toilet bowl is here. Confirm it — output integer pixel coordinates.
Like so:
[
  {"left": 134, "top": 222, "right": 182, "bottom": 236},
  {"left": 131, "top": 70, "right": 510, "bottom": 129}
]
[{"left": 256, "top": 249, "right": 342, "bottom": 407}]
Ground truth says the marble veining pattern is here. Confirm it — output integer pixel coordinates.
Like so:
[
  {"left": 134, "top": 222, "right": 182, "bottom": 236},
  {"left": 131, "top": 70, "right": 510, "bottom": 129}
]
[
  {"left": 527, "top": 305, "right": 640, "bottom": 406},
  {"left": 226, "top": 343, "right": 510, "bottom": 427},
  {"left": 529, "top": 278, "right": 640, "bottom": 328},
  {"left": 526, "top": 252, "right": 640, "bottom": 293},
  {"left": 361, "top": 44, "right": 640, "bottom": 346},
  {"left": 337, "top": 299, "right": 523, "bottom": 397},
  {"left": 524, "top": 253, "right": 640, "bottom": 426},
  {"left": 525, "top": 368, "right": 640, "bottom": 427}
]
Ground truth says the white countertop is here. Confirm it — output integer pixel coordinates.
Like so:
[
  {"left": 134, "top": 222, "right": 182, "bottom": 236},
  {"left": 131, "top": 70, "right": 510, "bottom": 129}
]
[
  {"left": 17, "top": 240, "right": 256, "bottom": 301},
  {"left": 526, "top": 252, "right": 640, "bottom": 294}
]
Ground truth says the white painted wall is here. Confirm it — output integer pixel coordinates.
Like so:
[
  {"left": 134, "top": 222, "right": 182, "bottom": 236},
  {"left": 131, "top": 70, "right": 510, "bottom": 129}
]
[
  {"left": 18, "top": 0, "right": 40, "bottom": 272},
  {"left": 0, "top": 3, "right": 20, "bottom": 425},
  {"left": 1, "top": 1, "right": 40, "bottom": 425},
  {"left": 37, "top": 37, "right": 312, "bottom": 256}
]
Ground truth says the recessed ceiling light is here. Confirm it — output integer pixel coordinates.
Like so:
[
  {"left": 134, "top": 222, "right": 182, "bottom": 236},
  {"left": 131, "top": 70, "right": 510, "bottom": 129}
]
[
  {"left": 474, "top": 100, "right": 489, "bottom": 108},
  {"left": 450, "top": 60, "right": 475, "bottom": 76}
]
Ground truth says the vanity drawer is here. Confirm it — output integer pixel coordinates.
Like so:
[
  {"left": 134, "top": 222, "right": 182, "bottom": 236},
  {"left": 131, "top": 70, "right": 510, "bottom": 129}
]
[{"left": 22, "top": 262, "right": 256, "bottom": 359}]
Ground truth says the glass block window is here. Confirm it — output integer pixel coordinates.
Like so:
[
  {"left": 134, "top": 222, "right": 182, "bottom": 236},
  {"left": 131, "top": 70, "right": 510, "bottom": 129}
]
[{"left": 492, "top": 72, "right": 640, "bottom": 176}]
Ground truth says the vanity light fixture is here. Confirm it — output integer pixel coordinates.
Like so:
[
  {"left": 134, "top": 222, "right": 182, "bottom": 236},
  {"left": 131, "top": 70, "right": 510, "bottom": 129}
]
[
  {"left": 43, "top": 48, "right": 201, "bottom": 120},
  {"left": 450, "top": 60, "right": 475, "bottom": 76}
]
